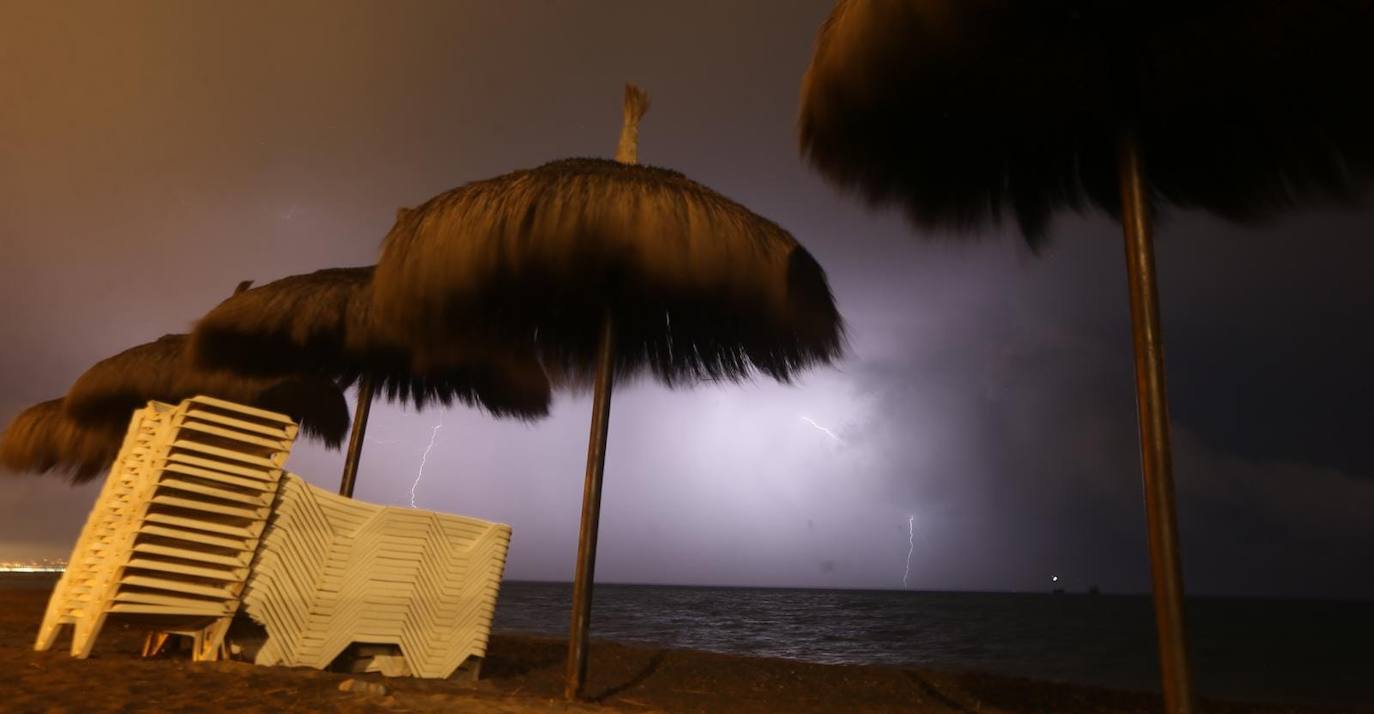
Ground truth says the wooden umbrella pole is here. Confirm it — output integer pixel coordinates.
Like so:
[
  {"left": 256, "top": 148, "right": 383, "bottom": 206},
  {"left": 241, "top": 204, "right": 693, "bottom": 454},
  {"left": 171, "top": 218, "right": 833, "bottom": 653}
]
[
  {"left": 337, "top": 376, "right": 375, "bottom": 497},
  {"left": 565, "top": 313, "right": 616, "bottom": 700},
  {"left": 1118, "top": 129, "right": 1195, "bottom": 714},
  {"left": 564, "top": 83, "right": 649, "bottom": 701}
]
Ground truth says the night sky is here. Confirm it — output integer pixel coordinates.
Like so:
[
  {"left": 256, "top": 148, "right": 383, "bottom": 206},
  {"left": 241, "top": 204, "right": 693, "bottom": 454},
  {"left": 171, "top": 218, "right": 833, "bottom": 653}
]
[{"left": 2, "top": 1, "right": 1371, "bottom": 599}]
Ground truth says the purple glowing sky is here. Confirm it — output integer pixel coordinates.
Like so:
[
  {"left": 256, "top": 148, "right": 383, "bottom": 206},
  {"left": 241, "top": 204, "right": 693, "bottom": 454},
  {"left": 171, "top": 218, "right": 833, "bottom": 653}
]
[{"left": 2, "top": 1, "right": 1371, "bottom": 598}]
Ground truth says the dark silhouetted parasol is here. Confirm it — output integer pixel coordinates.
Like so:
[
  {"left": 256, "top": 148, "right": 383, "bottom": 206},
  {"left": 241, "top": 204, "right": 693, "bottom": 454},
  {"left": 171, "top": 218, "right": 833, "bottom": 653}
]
[
  {"left": 64, "top": 333, "right": 351, "bottom": 449},
  {"left": 1, "top": 399, "right": 123, "bottom": 483},
  {"left": 189, "top": 265, "right": 552, "bottom": 496},
  {"left": 798, "top": 2, "right": 1374, "bottom": 711},
  {"left": 371, "top": 85, "right": 844, "bottom": 699},
  {"left": 801, "top": 0, "right": 1374, "bottom": 247}
]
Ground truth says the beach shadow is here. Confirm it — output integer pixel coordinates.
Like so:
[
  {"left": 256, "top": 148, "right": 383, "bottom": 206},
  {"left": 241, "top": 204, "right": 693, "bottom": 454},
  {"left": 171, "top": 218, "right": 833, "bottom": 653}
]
[
  {"left": 587, "top": 650, "right": 666, "bottom": 703},
  {"left": 903, "top": 671, "right": 978, "bottom": 714},
  {"left": 482, "top": 636, "right": 565, "bottom": 678}
]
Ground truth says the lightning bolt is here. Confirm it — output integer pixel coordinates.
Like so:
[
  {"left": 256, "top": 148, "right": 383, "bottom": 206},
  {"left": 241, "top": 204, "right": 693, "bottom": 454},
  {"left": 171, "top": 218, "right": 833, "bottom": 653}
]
[
  {"left": 903, "top": 515, "right": 915, "bottom": 589},
  {"left": 800, "top": 416, "right": 842, "bottom": 444},
  {"left": 409, "top": 414, "right": 444, "bottom": 508}
]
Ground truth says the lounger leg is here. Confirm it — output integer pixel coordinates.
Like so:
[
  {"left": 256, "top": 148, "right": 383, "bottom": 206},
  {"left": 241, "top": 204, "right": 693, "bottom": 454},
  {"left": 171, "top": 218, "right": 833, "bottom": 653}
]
[
  {"left": 71, "top": 612, "right": 108, "bottom": 659},
  {"left": 142, "top": 631, "right": 171, "bottom": 657},
  {"left": 194, "top": 618, "right": 233, "bottom": 662},
  {"left": 34, "top": 579, "right": 72, "bottom": 652},
  {"left": 34, "top": 614, "right": 66, "bottom": 652}
]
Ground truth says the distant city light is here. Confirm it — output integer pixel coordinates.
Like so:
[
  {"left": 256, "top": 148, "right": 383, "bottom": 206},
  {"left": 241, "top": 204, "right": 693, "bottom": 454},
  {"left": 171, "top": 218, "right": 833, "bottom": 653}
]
[
  {"left": 1052, "top": 575, "right": 1059, "bottom": 582},
  {"left": 0, "top": 560, "right": 66, "bottom": 573}
]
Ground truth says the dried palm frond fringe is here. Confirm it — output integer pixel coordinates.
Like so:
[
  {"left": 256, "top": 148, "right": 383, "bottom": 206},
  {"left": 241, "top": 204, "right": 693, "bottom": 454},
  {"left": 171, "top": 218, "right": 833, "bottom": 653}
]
[
  {"left": 190, "top": 266, "right": 550, "bottom": 418},
  {"left": 1, "top": 399, "right": 122, "bottom": 483},
  {"left": 65, "top": 334, "right": 350, "bottom": 448},
  {"left": 800, "top": 0, "right": 1374, "bottom": 247},
  {"left": 372, "top": 157, "right": 844, "bottom": 386}
]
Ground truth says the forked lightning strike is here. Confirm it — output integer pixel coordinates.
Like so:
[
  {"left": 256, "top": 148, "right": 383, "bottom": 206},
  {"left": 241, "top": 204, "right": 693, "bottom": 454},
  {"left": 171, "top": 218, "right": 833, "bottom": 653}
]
[
  {"left": 409, "top": 414, "right": 444, "bottom": 508},
  {"left": 800, "top": 416, "right": 842, "bottom": 444},
  {"left": 903, "top": 515, "right": 915, "bottom": 589}
]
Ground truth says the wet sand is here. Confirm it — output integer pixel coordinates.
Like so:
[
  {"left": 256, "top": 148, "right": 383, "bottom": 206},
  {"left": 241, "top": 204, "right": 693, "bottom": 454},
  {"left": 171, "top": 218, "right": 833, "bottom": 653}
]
[{"left": 1, "top": 588, "right": 1363, "bottom": 713}]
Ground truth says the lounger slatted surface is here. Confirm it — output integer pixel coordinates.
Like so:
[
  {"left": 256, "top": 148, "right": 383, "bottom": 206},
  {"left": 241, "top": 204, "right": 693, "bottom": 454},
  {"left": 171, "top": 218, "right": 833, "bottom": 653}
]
[
  {"left": 36, "top": 395, "right": 511, "bottom": 680},
  {"left": 34, "top": 396, "right": 294, "bottom": 661},
  {"left": 164, "top": 453, "right": 280, "bottom": 481},
  {"left": 241, "top": 473, "right": 511, "bottom": 679},
  {"left": 35, "top": 403, "right": 173, "bottom": 655}
]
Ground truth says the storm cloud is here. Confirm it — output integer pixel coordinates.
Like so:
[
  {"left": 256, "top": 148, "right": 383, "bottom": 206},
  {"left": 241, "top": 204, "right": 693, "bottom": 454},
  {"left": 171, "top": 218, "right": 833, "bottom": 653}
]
[{"left": 2, "top": 1, "right": 1370, "bottom": 599}]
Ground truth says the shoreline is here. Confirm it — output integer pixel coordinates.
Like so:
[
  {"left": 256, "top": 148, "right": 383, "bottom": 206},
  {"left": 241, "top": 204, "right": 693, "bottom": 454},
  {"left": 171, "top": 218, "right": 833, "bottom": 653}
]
[
  {"left": 500, "top": 578, "right": 1374, "bottom": 604},
  {"left": 3, "top": 587, "right": 1366, "bottom": 713}
]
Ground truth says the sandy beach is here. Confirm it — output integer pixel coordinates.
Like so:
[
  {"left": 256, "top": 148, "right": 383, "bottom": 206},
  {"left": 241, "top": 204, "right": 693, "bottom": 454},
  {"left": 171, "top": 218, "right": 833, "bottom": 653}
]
[{"left": 2, "top": 587, "right": 1364, "bottom": 714}]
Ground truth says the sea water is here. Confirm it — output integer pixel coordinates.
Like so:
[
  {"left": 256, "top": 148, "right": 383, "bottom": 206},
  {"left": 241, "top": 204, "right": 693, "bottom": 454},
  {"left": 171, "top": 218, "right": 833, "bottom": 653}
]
[
  {"left": 493, "top": 582, "right": 1372, "bottom": 707},
  {"left": 6, "top": 574, "right": 1368, "bottom": 706}
]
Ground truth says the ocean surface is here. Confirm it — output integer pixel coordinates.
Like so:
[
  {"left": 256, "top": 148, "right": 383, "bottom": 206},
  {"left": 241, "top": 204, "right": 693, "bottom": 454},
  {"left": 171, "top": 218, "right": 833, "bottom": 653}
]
[
  {"left": 492, "top": 582, "right": 1372, "bottom": 707},
  {"left": 7, "top": 574, "right": 1369, "bottom": 706}
]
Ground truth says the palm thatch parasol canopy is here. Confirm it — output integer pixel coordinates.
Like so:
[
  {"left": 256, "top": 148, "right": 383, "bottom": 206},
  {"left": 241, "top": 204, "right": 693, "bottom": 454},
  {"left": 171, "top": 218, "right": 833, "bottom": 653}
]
[
  {"left": 795, "top": 3, "right": 1374, "bottom": 710},
  {"left": 189, "top": 265, "right": 550, "bottom": 418},
  {"left": 64, "top": 334, "right": 350, "bottom": 448},
  {"left": 800, "top": 0, "right": 1374, "bottom": 246},
  {"left": 371, "top": 157, "right": 843, "bottom": 385},
  {"left": 1, "top": 399, "right": 123, "bottom": 483},
  {"left": 373, "top": 84, "right": 843, "bottom": 701}
]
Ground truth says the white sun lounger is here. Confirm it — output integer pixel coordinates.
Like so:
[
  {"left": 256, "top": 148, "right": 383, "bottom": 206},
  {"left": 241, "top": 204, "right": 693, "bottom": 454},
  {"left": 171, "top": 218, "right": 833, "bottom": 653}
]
[
  {"left": 241, "top": 473, "right": 511, "bottom": 679},
  {"left": 35, "top": 395, "right": 512, "bottom": 680},
  {"left": 34, "top": 396, "right": 295, "bottom": 661}
]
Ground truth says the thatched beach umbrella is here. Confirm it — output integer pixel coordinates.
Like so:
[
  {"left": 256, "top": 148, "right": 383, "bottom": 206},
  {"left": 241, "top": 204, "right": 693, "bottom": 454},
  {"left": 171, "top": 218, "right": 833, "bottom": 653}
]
[
  {"left": 799, "top": 2, "right": 1374, "bottom": 711},
  {"left": 371, "top": 85, "right": 843, "bottom": 699},
  {"left": 1, "top": 399, "right": 123, "bottom": 483},
  {"left": 189, "top": 265, "right": 551, "bottom": 496},
  {"left": 65, "top": 333, "right": 351, "bottom": 448}
]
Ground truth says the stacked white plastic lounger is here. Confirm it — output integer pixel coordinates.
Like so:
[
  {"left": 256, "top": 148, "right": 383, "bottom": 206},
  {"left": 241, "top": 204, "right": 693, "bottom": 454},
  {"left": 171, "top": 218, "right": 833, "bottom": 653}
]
[
  {"left": 242, "top": 473, "right": 512, "bottom": 679},
  {"left": 34, "top": 396, "right": 296, "bottom": 661},
  {"left": 35, "top": 401, "right": 174, "bottom": 657}
]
